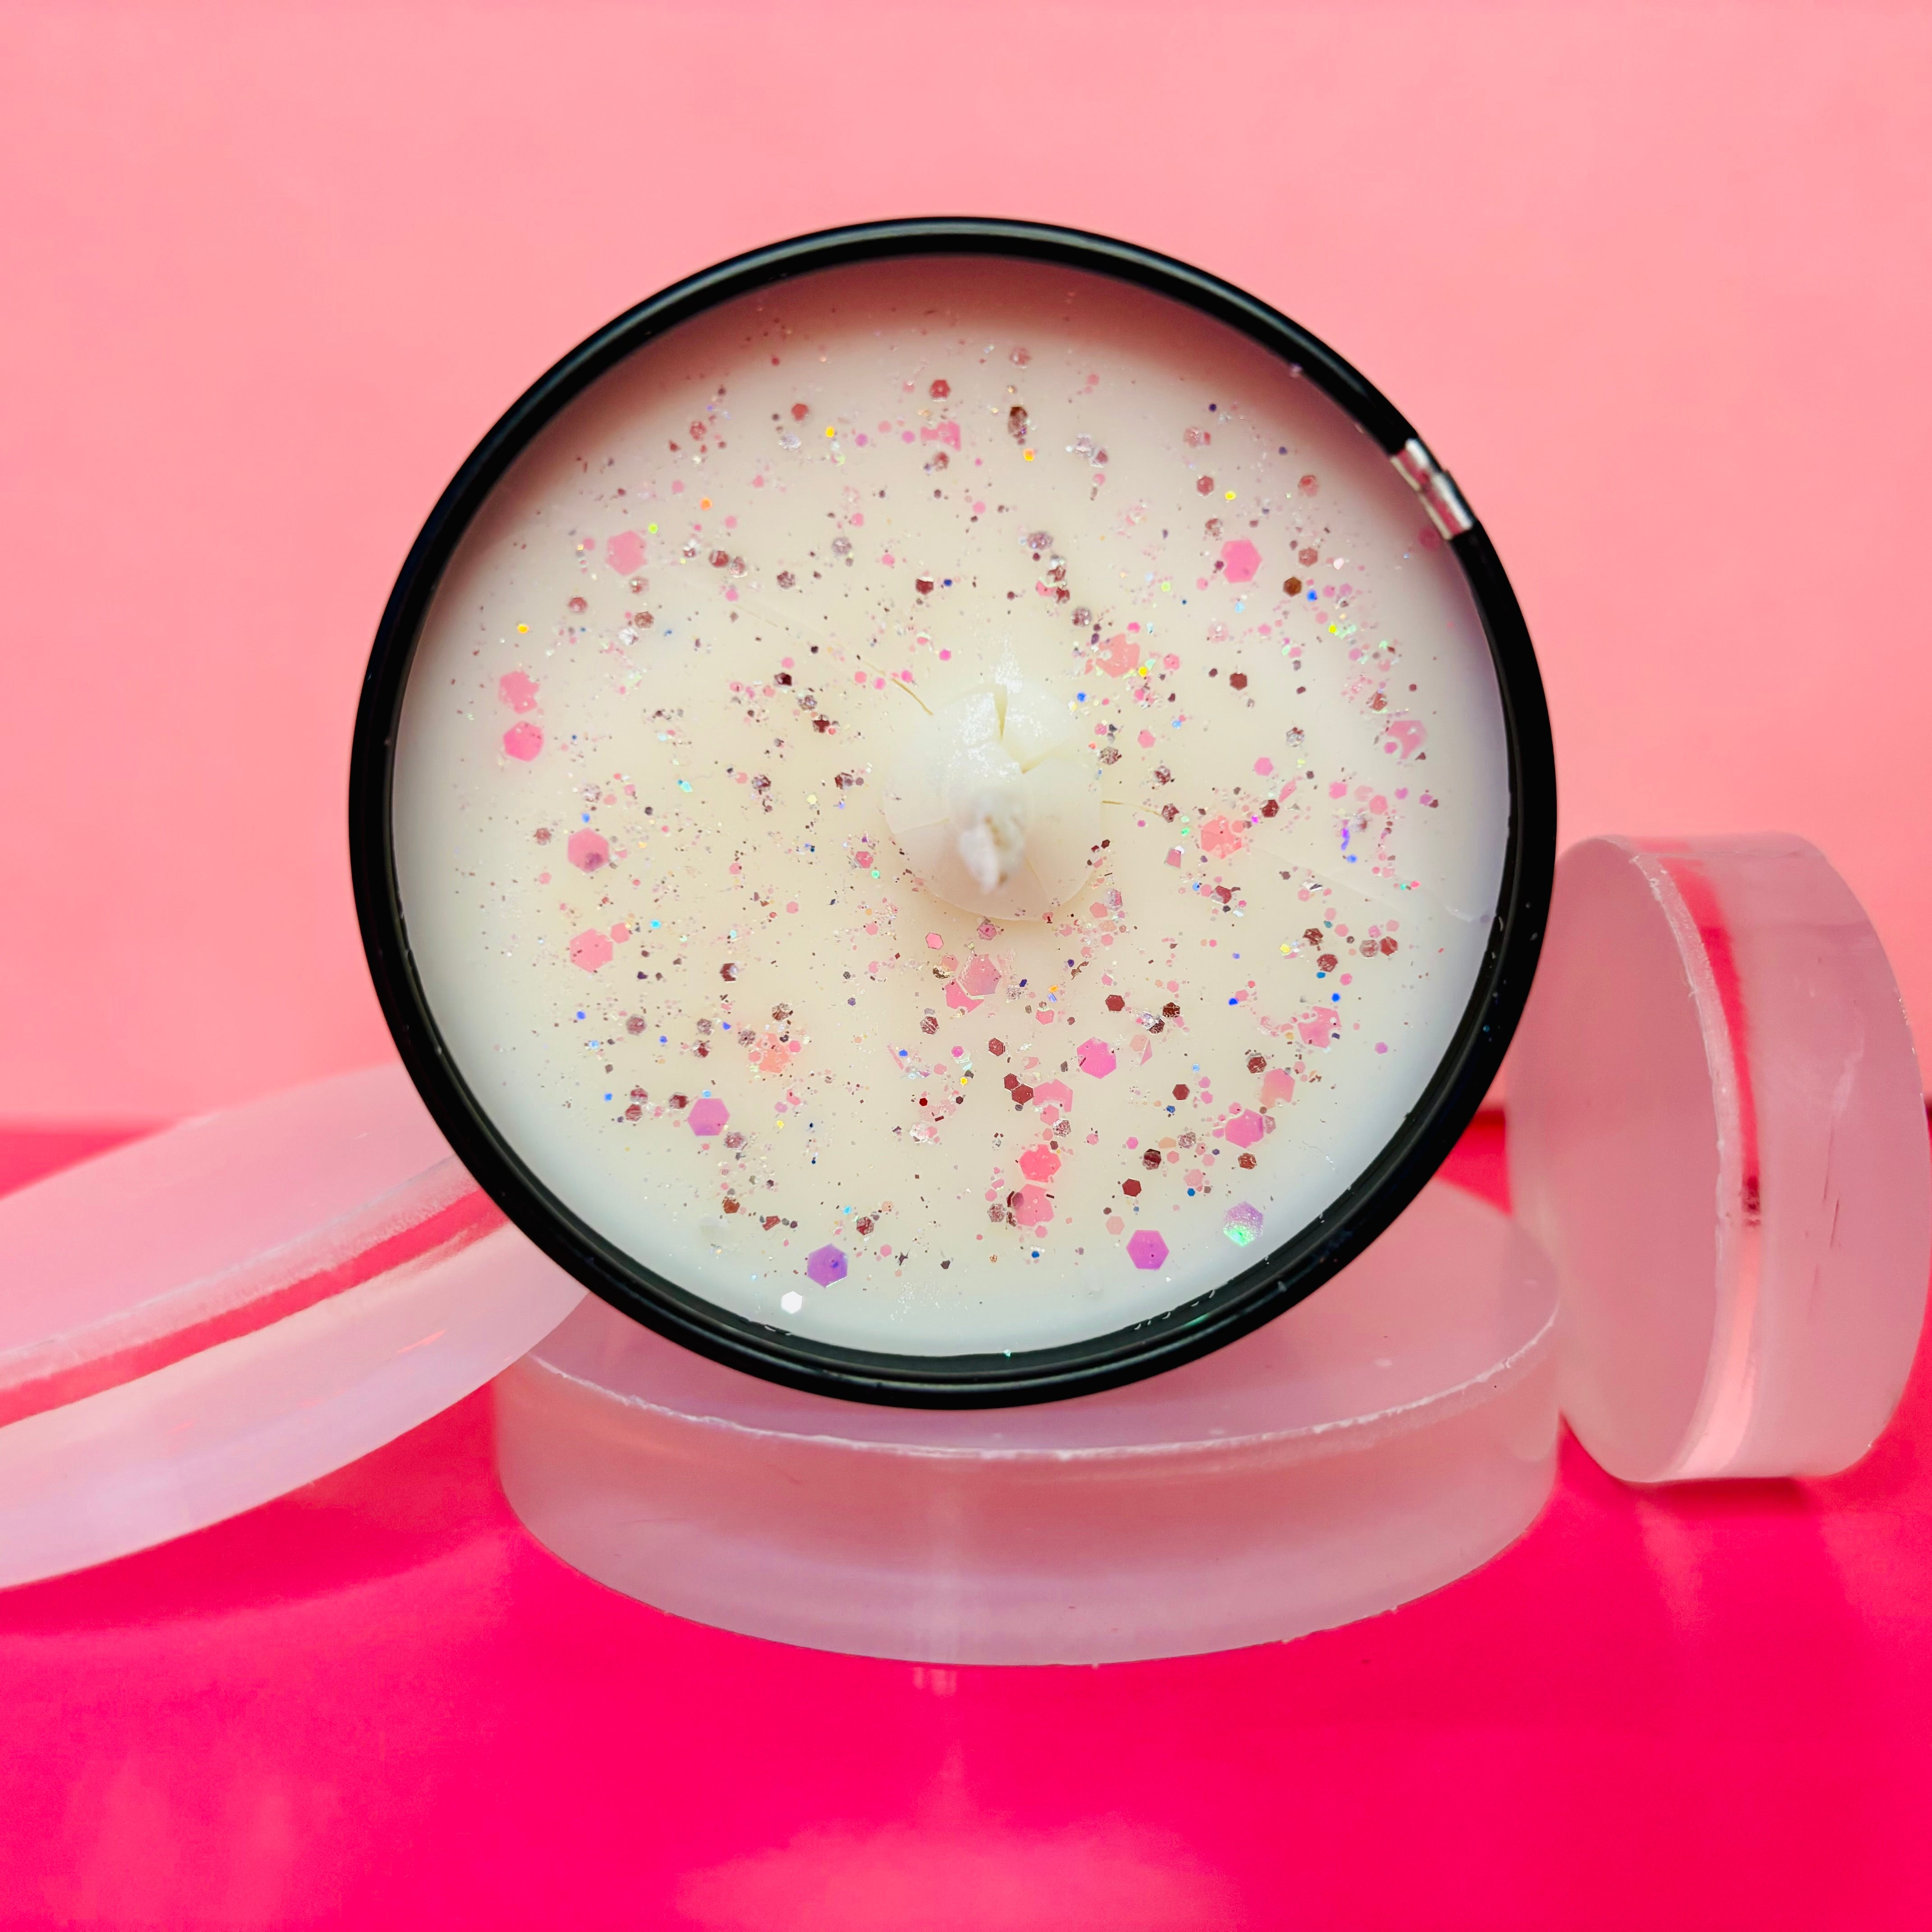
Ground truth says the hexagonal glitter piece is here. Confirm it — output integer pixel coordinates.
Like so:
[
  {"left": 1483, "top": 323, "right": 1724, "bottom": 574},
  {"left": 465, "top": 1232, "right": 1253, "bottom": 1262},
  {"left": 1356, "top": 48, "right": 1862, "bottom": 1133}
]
[
  {"left": 1219, "top": 538, "right": 1261, "bottom": 583},
  {"left": 567, "top": 828, "right": 610, "bottom": 873},
  {"left": 1223, "top": 1202, "right": 1265, "bottom": 1247},
  {"left": 1076, "top": 1037, "right": 1117, "bottom": 1078},
  {"left": 568, "top": 929, "right": 612, "bottom": 973},
  {"left": 1126, "top": 1229, "right": 1168, "bottom": 1271},
  {"left": 1018, "top": 1144, "right": 1061, "bottom": 1183},
  {"left": 497, "top": 670, "right": 539, "bottom": 713},
  {"left": 1224, "top": 1108, "right": 1266, "bottom": 1149},
  {"left": 959, "top": 953, "right": 1004, "bottom": 998},
  {"left": 687, "top": 1096, "right": 730, "bottom": 1137},
  {"left": 1012, "top": 1185, "right": 1054, "bottom": 1230},
  {"left": 805, "top": 1244, "right": 848, "bottom": 1287}
]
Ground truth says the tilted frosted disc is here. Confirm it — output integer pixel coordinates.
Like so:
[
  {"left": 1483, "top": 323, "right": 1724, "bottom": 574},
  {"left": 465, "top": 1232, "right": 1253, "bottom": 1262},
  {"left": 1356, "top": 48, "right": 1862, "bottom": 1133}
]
[
  {"left": 0, "top": 1067, "right": 583, "bottom": 1586},
  {"left": 1510, "top": 835, "right": 1930, "bottom": 1482}
]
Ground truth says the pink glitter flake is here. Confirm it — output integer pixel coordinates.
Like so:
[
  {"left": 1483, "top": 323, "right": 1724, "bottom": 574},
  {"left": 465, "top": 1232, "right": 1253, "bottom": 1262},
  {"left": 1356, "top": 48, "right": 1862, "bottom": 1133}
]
[
  {"left": 502, "top": 722, "right": 543, "bottom": 761},
  {"left": 945, "top": 982, "right": 981, "bottom": 1013},
  {"left": 498, "top": 670, "right": 539, "bottom": 713},
  {"left": 1018, "top": 1143, "right": 1061, "bottom": 1183},
  {"left": 1297, "top": 1008, "right": 1341, "bottom": 1049},
  {"left": 568, "top": 929, "right": 612, "bottom": 972},
  {"left": 1011, "top": 1185, "right": 1054, "bottom": 1230},
  {"left": 1261, "top": 1067, "right": 1297, "bottom": 1107},
  {"left": 687, "top": 1097, "right": 729, "bottom": 1137},
  {"left": 1126, "top": 1229, "right": 1168, "bottom": 1270},
  {"left": 1093, "top": 633, "right": 1139, "bottom": 677},
  {"left": 605, "top": 530, "right": 644, "bottom": 574},
  {"left": 1199, "top": 814, "right": 1246, "bottom": 859},
  {"left": 567, "top": 829, "right": 610, "bottom": 873},
  {"left": 959, "top": 953, "right": 1003, "bottom": 998},
  {"left": 1219, "top": 538, "right": 1261, "bottom": 583},
  {"left": 1381, "top": 718, "right": 1427, "bottom": 761},
  {"left": 1032, "top": 1080, "right": 1073, "bottom": 1112},
  {"left": 1076, "top": 1037, "right": 1117, "bottom": 1078},
  {"left": 805, "top": 1245, "right": 848, "bottom": 1286},
  {"left": 1224, "top": 1108, "right": 1266, "bottom": 1149}
]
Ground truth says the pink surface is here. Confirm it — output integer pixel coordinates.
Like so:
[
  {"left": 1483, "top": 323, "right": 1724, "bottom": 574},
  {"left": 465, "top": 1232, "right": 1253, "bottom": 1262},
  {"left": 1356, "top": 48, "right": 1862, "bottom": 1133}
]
[
  {"left": 2, "top": 4, "right": 1930, "bottom": 1117},
  {"left": 4, "top": 1116, "right": 1931, "bottom": 1928}
]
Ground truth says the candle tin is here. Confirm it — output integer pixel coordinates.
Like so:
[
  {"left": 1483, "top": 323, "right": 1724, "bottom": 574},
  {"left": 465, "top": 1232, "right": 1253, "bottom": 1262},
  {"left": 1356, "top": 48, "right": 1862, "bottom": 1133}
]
[{"left": 350, "top": 219, "right": 1555, "bottom": 1407}]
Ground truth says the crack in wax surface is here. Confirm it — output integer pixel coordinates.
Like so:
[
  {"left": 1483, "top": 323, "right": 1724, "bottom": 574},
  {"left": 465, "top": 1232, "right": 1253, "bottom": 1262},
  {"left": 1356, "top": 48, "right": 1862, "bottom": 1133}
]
[{"left": 393, "top": 258, "right": 1508, "bottom": 1355}]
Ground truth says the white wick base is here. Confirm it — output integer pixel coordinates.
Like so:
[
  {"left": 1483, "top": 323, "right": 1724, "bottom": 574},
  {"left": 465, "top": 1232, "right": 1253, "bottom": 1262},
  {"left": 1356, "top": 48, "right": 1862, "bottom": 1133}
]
[
  {"left": 880, "top": 675, "right": 1101, "bottom": 920},
  {"left": 493, "top": 1181, "right": 1558, "bottom": 1665}
]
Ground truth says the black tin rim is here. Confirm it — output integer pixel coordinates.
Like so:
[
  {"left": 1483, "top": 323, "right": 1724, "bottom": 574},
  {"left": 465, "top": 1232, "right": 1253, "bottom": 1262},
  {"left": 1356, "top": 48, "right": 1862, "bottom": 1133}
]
[{"left": 350, "top": 216, "right": 1556, "bottom": 1409}]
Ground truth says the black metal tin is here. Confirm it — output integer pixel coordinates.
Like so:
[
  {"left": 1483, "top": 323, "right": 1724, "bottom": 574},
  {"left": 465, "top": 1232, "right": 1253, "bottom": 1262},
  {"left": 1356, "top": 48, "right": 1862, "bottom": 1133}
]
[{"left": 350, "top": 218, "right": 1556, "bottom": 1408}]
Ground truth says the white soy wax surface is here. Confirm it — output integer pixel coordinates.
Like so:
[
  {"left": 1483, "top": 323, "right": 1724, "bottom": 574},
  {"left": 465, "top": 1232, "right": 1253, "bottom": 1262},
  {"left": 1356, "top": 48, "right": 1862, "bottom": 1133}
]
[{"left": 393, "top": 257, "right": 1508, "bottom": 1356}]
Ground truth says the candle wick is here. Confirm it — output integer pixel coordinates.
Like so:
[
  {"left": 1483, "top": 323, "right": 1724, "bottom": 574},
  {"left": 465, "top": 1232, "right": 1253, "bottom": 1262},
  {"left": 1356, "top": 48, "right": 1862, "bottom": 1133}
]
[
  {"left": 956, "top": 791, "right": 1029, "bottom": 893},
  {"left": 880, "top": 676, "right": 1101, "bottom": 920}
]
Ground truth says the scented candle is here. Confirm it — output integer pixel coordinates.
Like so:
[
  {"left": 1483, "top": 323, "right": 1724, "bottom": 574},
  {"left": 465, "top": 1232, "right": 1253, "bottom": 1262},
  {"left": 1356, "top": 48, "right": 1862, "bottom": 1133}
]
[{"left": 359, "top": 224, "right": 1551, "bottom": 1402}]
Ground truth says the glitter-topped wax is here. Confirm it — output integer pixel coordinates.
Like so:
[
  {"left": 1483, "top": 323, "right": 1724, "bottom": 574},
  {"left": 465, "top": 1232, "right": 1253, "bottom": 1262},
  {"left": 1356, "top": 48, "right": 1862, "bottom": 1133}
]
[{"left": 363, "top": 224, "right": 1551, "bottom": 1402}]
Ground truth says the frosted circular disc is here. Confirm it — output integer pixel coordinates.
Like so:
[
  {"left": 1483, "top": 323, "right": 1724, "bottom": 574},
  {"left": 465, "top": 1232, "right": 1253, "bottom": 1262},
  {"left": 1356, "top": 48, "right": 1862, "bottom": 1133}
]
[
  {"left": 496, "top": 1178, "right": 1560, "bottom": 1663},
  {"left": 0, "top": 1068, "right": 584, "bottom": 1587},
  {"left": 354, "top": 221, "right": 1553, "bottom": 1406},
  {"left": 1509, "top": 835, "right": 1930, "bottom": 1481}
]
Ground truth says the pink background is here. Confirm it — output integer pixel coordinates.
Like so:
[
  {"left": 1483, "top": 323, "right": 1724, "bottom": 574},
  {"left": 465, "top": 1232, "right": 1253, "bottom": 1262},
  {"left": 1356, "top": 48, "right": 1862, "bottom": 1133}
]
[
  {"left": 5, "top": 1119, "right": 1930, "bottom": 1928},
  {"left": 6, "top": 16, "right": 1930, "bottom": 1920},
  {"left": 3, "top": 0, "right": 1929, "bottom": 1122}
]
